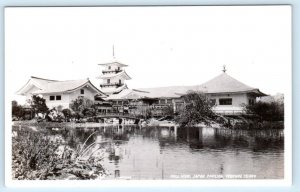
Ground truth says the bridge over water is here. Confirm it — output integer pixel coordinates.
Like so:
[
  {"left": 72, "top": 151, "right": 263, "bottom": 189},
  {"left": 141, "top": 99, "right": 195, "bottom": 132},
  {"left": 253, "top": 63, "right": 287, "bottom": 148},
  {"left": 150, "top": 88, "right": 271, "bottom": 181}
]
[{"left": 95, "top": 113, "right": 140, "bottom": 120}]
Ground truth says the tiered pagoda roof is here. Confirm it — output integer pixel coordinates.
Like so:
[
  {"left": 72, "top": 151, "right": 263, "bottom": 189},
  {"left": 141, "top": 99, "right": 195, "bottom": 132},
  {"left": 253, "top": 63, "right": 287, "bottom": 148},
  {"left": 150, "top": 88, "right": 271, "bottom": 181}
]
[
  {"left": 98, "top": 61, "right": 128, "bottom": 67},
  {"left": 98, "top": 70, "right": 131, "bottom": 80}
]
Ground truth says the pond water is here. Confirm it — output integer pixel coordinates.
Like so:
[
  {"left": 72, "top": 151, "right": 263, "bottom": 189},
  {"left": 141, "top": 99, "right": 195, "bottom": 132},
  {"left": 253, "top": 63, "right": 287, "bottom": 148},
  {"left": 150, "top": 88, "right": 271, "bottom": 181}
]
[{"left": 48, "top": 126, "right": 284, "bottom": 180}]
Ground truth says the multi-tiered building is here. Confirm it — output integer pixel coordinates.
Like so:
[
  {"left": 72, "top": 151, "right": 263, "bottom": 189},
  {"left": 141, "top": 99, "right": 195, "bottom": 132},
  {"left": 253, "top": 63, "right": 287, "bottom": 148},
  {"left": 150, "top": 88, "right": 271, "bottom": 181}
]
[{"left": 97, "top": 61, "right": 131, "bottom": 95}]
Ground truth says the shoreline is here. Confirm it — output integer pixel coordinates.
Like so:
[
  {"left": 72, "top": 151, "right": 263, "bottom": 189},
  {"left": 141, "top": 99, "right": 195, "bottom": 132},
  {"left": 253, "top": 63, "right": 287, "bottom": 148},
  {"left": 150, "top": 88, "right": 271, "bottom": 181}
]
[
  {"left": 12, "top": 119, "right": 284, "bottom": 130},
  {"left": 12, "top": 120, "right": 224, "bottom": 130}
]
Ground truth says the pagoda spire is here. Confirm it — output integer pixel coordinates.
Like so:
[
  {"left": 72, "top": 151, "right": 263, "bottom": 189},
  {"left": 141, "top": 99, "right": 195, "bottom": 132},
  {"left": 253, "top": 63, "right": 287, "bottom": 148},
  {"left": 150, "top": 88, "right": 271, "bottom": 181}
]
[
  {"left": 222, "top": 65, "right": 227, "bottom": 73},
  {"left": 112, "top": 44, "right": 116, "bottom": 60}
]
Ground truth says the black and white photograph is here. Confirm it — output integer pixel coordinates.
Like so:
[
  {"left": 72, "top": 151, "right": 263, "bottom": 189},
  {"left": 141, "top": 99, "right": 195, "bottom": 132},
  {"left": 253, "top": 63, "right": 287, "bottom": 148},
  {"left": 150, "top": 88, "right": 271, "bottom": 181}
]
[{"left": 5, "top": 6, "right": 291, "bottom": 185}]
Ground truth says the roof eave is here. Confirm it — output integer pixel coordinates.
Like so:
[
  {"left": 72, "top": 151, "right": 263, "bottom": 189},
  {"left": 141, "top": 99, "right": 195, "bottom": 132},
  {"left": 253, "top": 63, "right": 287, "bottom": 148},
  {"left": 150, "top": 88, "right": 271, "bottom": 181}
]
[
  {"left": 206, "top": 89, "right": 268, "bottom": 96},
  {"left": 66, "top": 80, "right": 108, "bottom": 97},
  {"left": 98, "top": 62, "right": 128, "bottom": 67},
  {"left": 16, "top": 79, "right": 43, "bottom": 95}
]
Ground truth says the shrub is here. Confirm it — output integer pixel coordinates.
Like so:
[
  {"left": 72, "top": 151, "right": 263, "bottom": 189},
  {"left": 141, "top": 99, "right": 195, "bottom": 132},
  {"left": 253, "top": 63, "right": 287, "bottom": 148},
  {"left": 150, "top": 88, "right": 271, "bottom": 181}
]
[
  {"left": 82, "top": 108, "right": 96, "bottom": 117},
  {"left": 62, "top": 109, "right": 72, "bottom": 119}
]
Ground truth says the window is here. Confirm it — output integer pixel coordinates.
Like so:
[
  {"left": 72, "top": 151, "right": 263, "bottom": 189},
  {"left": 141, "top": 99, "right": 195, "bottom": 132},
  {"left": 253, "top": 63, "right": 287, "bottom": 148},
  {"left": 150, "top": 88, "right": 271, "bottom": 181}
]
[
  {"left": 119, "top": 79, "right": 121, "bottom": 84},
  {"left": 167, "top": 99, "right": 173, "bottom": 104},
  {"left": 118, "top": 67, "right": 120, "bottom": 71},
  {"left": 56, "top": 95, "right": 62, "bottom": 100},
  {"left": 80, "top": 89, "right": 84, "bottom": 94},
  {"left": 50, "top": 96, "right": 55, "bottom": 101},
  {"left": 108, "top": 66, "right": 111, "bottom": 70},
  {"left": 249, "top": 98, "right": 255, "bottom": 105},
  {"left": 219, "top": 98, "right": 232, "bottom": 105},
  {"left": 160, "top": 99, "right": 166, "bottom": 104},
  {"left": 107, "top": 79, "right": 110, "bottom": 84}
]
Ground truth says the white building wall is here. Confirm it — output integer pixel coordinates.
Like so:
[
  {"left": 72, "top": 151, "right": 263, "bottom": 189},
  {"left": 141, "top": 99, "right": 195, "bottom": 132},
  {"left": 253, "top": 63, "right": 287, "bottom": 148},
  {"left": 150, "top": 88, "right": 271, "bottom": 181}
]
[
  {"left": 208, "top": 93, "right": 250, "bottom": 113},
  {"left": 209, "top": 93, "right": 249, "bottom": 106},
  {"left": 69, "top": 87, "right": 96, "bottom": 101},
  {"left": 42, "top": 87, "right": 97, "bottom": 110},
  {"left": 24, "top": 86, "right": 40, "bottom": 101},
  {"left": 43, "top": 93, "right": 70, "bottom": 109}
]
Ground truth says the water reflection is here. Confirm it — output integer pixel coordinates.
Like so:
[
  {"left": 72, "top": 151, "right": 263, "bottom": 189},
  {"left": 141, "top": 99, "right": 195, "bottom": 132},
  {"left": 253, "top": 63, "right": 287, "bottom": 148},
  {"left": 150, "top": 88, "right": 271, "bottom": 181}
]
[{"left": 47, "top": 126, "right": 284, "bottom": 179}]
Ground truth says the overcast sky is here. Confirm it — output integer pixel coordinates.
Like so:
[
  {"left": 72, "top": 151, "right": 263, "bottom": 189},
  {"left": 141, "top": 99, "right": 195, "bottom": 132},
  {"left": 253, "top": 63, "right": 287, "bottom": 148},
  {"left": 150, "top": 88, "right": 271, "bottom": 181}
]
[{"left": 5, "top": 6, "right": 291, "bottom": 103}]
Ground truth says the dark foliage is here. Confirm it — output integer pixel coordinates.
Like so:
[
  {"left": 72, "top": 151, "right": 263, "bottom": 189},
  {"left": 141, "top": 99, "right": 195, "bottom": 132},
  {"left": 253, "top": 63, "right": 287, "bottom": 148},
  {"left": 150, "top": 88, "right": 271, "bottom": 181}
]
[
  {"left": 162, "top": 105, "right": 175, "bottom": 117},
  {"left": 175, "top": 91, "right": 214, "bottom": 127},
  {"left": 12, "top": 100, "right": 25, "bottom": 119},
  {"left": 70, "top": 97, "right": 95, "bottom": 119},
  {"left": 30, "top": 95, "right": 49, "bottom": 115},
  {"left": 62, "top": 108, "right": 72, "bottom": 119},
  {"left": 244, "top": 101, "right": 284, "bottom": 121},
  {"left": 82, "top": 107, "right": 96, "bottom": 117}
]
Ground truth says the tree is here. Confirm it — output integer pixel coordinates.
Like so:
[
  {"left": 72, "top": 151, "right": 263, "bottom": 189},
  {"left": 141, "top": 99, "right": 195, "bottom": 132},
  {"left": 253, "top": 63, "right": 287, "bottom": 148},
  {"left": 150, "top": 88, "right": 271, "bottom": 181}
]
[
  {"left": 70, "top": 97, "right": 94, "bottom": 118},
  {"left": 12, "top": 100, "right": 25, "bottom": 118},
  {"left": 175, "top": 91, "right": 214, "bottom": 127},
  {"left": 29, "top": 95, "right": 49, "bottom": 115},
  {"left": 244, "top": 101, "right": 284, "bottom": 121}
]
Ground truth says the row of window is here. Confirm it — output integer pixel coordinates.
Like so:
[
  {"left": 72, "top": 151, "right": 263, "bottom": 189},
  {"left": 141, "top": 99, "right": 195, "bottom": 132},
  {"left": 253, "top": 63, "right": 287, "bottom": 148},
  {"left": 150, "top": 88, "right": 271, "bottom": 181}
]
[
  {"left": 48, "top": 94, "right": 253, "bottom": 106},
  {"left": 107, "top": 79, "right": 122, "bottom": 84},
  {"left": 210, "top": 98, "right": 232, "bottom": 105},
  {"left": 49, "top": 89, "right": 84, "bottom": 101},
  {"left": 112, "top": 98, "right": 234, "bottom": 106},
  {"left": 159, "top": 99, "right": 173, "bottom": 104},
  {"left": 108, "top": 66, "right": 121, "bottom": 70},
  {"left": 211, "top": 98, "right": 255, "bottom": 105},
  {"left": 50, "top": 95, "right": 61, "bottom": 101}
]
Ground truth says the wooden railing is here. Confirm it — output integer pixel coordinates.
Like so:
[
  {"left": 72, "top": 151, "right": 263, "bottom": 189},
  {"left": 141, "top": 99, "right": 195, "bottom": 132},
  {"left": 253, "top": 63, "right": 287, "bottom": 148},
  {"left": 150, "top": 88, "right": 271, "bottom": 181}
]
[
  {"left": 95, "top": 113, "right": 138, "bottom": 119},
  {"left": 102, "top": 69, "right": 122, "bottom": 74},
  {"left": 100, "top": 83, "right": 124, "bottom": 88}
]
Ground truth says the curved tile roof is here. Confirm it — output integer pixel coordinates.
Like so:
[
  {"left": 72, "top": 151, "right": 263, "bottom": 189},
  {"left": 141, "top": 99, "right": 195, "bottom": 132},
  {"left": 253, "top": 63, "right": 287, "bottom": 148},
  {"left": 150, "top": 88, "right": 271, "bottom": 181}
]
[
  {"left": 137, "top": 73, "right": 267, "bottom": 98},
  {"left": 34, "top": 79, "right": 90, "bottom": 94},
  {"left": 17, "top": 76, "right": 107, "bottom": 96},
  {"left": 98, "top": 61, "right": 128, "bottom": 67},
  {"left": 195, "top": 73, "right": 258, "bottom": 93},
  {"left": 98, "top": 70, "right": 131, "bottom": 80}
]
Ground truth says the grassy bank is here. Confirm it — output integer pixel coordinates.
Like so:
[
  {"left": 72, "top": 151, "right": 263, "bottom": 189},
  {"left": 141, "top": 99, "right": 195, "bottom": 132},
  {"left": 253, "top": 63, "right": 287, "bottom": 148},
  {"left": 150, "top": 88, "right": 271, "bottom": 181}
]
[{"left": 12, "top": 128, "right": 108, "bottom": 180}]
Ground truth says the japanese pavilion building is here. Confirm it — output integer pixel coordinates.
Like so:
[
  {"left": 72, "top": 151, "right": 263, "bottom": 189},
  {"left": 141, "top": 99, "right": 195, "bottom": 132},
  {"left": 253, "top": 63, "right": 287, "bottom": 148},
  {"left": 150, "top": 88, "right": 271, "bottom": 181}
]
[
  {"left": 17, "top": 56, "right": 267, "bottom": 116},
  {"left": 16, "top": 77, "right": 107, "bottom": 110}
]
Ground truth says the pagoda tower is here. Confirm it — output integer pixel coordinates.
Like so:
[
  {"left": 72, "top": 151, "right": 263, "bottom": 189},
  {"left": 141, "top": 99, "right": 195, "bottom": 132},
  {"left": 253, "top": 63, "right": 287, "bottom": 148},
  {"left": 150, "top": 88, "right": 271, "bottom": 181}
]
[{"left": 97, "top": 61, "right": 131, "bottom": 94}]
